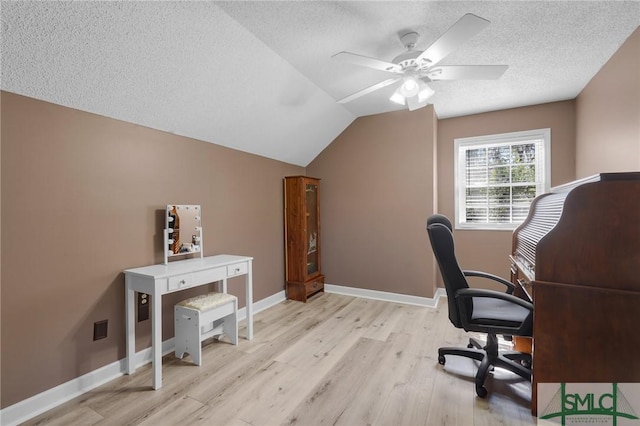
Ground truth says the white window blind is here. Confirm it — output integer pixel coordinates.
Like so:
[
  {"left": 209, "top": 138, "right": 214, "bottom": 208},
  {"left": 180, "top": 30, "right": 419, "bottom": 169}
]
[{"left": 454, "top": 129, "right": 551, "bottom": 230}]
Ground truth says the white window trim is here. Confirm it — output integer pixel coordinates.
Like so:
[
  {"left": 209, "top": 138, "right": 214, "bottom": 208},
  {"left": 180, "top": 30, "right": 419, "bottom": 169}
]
[{"left": 454, "top": 128, "right": 551, "bottom": 231}]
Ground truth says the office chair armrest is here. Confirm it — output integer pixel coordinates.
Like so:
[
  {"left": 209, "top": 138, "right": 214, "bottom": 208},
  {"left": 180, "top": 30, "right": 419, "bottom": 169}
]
[
  {"left": 456, "top": 288, "right": 533, "bottom": 311},
  {"left": 462, "top": 270, "right": 516, "bottom": 294}
]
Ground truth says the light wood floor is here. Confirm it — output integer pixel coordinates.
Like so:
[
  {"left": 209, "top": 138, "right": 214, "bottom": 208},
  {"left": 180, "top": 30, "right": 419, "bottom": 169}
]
[{"left": 25, "top": 293, "right": 536, "bottom": 426}]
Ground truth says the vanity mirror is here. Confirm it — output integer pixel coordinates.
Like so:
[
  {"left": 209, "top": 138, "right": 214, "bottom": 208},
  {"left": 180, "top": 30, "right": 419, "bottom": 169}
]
[{"left": 164, "top": 205, "right": 203, "bottom": 264}]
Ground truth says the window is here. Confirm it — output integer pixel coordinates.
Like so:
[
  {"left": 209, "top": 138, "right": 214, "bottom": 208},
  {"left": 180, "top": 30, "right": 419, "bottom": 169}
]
[{"left": 454, "top": 129, "right": 550, "bottom": 230}]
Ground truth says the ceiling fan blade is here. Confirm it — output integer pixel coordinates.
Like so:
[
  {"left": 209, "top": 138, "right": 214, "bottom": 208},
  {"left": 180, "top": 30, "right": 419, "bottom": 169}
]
[
  {"left": 332, "top": 51, "right": 403, "bottom": 74},
  {"left": 415, "top": 13, "right": 490, "bottom": 68},
  {"left": 426, "top": 65, "right": 508, "bottom": 80},
  {"left": 337, "top": 78, "right": 401, "bottom": 104},
  {"left": 406, "top": 96, "right": 429, "bottom": 111}
]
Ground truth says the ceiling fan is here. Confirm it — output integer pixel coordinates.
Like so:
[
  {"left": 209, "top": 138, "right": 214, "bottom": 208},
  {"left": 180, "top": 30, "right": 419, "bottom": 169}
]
[{"left": 333, "top": 13, "right": 508, "bottom": 111}]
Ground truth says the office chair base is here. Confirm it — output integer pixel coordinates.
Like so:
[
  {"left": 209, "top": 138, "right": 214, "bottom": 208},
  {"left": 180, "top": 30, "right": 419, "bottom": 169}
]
[
  {"left": 438, "top": 334, "right": 532, "bottom": 398},
  {"left": 467, "top": 337, "right": 484, "bottom": 350},
  {"left": 438, "top": 346, "right": 485, "bottom": 365}
]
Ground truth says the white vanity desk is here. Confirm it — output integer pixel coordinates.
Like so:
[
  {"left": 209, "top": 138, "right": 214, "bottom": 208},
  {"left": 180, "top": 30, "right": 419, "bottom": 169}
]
[{"left": 124, "top": 254, "right": 253, "bottom": 389}]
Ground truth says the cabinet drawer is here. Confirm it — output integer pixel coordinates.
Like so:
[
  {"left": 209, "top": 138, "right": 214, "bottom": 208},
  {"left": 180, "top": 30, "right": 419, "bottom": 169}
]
[
  {"left": 167, "top": 274, "right": 192, "bottom": 291},
  {"left": 166, "top": 267, "right": 227, "bottom": 292},
  {"left": 305, "top": 276, "right": 324, "bottom": 295},
  {"left": 227, "top": 262, "right": 248, "bottom": 277}
]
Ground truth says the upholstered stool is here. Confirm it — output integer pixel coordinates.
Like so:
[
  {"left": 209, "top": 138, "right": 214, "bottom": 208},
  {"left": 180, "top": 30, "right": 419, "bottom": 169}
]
[{"left": 174, "top": 292, "right": 238, "bottom": 366}]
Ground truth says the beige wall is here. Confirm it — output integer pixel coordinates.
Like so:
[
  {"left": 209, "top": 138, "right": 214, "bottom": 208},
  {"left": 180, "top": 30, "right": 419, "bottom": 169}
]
[
  {"left": 437, "top": 101, "right": 577, "bottom": 286},
  {"left": 0, "top": 92, "right": 303, "bottom": 408},
  {"left": 576, "top": 27, "right": 640, "bottom": 178},
  {"left": 307, "top": 106, "right": 438, "bottom": 298}
]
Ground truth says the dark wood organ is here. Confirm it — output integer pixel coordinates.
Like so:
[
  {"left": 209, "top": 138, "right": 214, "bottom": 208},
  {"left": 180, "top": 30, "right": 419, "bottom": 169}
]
[{"left": 510, "top": 172, "right": 640, "bottom": 415}]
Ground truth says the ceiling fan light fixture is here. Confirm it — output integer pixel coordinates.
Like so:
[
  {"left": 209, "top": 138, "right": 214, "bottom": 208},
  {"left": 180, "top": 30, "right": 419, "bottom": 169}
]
[
  {"left": 417, "top": 81, "right": 435, "bottom": 102},
  {"left": 399, "top": 76, "right": 420, "bottom": 97},
  {"left": 389, "top": 89, "right": 406, "bottom": 105},
  {"left": 390, "top": 79, "right": 433, "bottom": 108},
  {"left": 403, "top": 78, "right": 417, "bottom": 91}
]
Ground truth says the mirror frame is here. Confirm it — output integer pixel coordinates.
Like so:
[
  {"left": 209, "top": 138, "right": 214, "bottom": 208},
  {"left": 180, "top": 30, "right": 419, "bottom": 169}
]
[{"left": 164, "top": 204, "right": 203, "bottom": 264}]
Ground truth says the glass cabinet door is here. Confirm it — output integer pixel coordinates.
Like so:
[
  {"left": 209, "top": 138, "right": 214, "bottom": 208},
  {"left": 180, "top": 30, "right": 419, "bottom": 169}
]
[
  {"left": 305, "top": 182, "right": 319, "bottom": 276},
  {"left": 284, "top": 175, "right": 323, "bottom": 302}
]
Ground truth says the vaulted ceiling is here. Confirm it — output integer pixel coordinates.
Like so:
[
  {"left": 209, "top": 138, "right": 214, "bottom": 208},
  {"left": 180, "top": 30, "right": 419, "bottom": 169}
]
[{"left": 2, "top": 2, "right": 638, "bottom": 166}]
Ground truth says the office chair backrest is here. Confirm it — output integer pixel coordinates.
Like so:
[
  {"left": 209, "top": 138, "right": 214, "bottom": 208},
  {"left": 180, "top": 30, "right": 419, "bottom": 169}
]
[
  {"left": 426, "top": 218, "right": 472, "bottom": 329},
  {"left": 426, "top": 214, "right": 453, "bottom": 232}
]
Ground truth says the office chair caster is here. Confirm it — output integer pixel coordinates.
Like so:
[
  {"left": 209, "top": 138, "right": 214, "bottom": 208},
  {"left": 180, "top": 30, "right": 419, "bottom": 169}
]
[{"left": 475, "top": 384, "right": 488, "bottom": 398}]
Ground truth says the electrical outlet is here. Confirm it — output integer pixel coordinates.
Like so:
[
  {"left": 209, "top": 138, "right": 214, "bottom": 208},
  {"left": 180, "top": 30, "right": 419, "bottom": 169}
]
[
  {"left": 93, "top": 320, "right": 108, "bottom": 341},
  {"left": 138, "top": 292, "right": 149, "bottom": 322}
]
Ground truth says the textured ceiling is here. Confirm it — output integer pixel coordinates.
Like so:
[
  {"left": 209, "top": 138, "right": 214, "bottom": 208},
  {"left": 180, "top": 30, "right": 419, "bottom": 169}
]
[{"left": 2, "top": 1, "right": 639, "bottom": 166}]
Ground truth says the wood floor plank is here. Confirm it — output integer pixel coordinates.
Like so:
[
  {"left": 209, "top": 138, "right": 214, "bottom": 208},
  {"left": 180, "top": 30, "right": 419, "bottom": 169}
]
[
  {"left": 27, "top": 405, "right": 103, "bottom": 426},
  {"left": 238, "top": 293, "right": 352, "bottom": 355},
  {"left": 24, "top": 293, "right": 536, "bottom": 426},
  {"left": 360, "top": 301, "right": 407, "bottom": 342},
  {"left": 186, "top": 316, "right": 322, "bottom": 404},
  {"left": 274, "top": 297, "right": 388, "bottom": 371},
  {"left": 137, "top": 395, "right": 208, "bottom": 426},
  {"left": 424, "top": 308, "right": 477, "bottom": 426},
  {"left": 282, "top": 336, "right": 390, "bottom": 426},
  {"left": 371, "top": 302, "right": 450, "bottom": 426},
  {"left": 189, "top": 360, "right": 315, "bottom": 426},
  {"left": 85, "top": 343, "right": 241, "bottom": 424},
  {"left": 372, "top": 333, "right": 441, "bottom": 426},
  {"left": 473, "top": 374, "right": 535, "bottom": 426}
]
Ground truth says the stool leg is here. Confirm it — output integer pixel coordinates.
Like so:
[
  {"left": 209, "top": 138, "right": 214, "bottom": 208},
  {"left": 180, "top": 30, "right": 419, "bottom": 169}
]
[
  {"left": 190, "top": 310, "right": 203, "bottom": 366},
  {"left": 174, "top": 307, "right": 187, "bottom": 360},
  {"left": 222, "top": 300, "right": 238, "bottom": 345}
]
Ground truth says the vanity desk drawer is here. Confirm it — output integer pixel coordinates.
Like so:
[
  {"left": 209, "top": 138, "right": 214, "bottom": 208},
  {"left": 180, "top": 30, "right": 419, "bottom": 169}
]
[
  {"left": 227, "top": 262, "right": 248, "bottom": 277},
  {"left": 167, "top": 274, "right": 192, "bottom": 291},
  {"left": 165, "top": 267, "right": 228, "bottom": 292}
]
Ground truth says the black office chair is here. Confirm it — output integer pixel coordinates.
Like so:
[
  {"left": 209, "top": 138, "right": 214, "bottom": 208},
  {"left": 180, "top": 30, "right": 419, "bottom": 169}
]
[{"left": 426, "top": 214, "right": 533, "bottom": 397}]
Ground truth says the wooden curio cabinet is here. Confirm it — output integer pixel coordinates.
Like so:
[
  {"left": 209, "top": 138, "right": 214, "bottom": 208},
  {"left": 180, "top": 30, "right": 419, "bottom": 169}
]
[{"left": 284, "top": 176, "right": 324, "bottom": 302}]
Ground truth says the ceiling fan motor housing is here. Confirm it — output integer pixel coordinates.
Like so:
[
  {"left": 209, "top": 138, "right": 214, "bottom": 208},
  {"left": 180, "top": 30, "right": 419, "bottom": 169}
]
[
  {"left": 394, "top": 32, "right": 425, "bottom": 69},
  {"left": 400, "top": 32, "right": 419, "bottom": 49},
  {"left": 392, "top": 49, "right": 424, "bottom": 69}
]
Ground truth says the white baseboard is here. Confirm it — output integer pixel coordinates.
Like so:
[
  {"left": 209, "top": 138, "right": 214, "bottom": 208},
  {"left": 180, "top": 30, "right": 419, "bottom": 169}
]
[
  {"left": 0, "top": 290, "right": 286, "bottom": 426},
  {"left": 241, "top": 290, "right": 286, "bottom": 320},
  {"left": 324, "top": 283, "right": 446, "bottom": 308}
]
